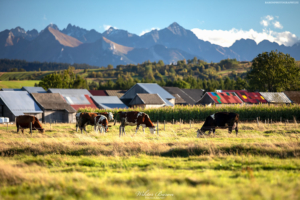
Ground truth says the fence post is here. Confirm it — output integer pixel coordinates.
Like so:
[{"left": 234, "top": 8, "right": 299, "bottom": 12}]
[
  {"left": 180, "top": 118, "right": 181, "bottom": 128},
  {"left": 257, "top": 117, "right": 259, "bottom": 127},
  {"left": 30, "top": 122, "right": 32, "bottom": 136},
  {"left": 50, "top": 119, "right": 52, "bottom": 131},
  {"left": 294, "top": 116, "right": 297, "bottom": 128},
  {"left": 157, "top": 120, "right": 159, "bottom": 136},
  {"left": 173, "top": 119, "right": 174, "bottom": 124},
  {"left": 190, "top": 120, "right": 191, "bottom": 128},
  {"left": 6, "top": 123, "right": 8, "bottom": 132},
  {"left": 268, "top": 119, "right": 269, "bottom": 127},
  {"left": 280, "top": 117, "right": 282, "bottom": 123},
  {"left": 164, "top": 120, "right": 165, "bottom": 131},
  {"left": 285, "top": 120, "right": 287, "bottom": 127},
  {"left": 265, "top": 119, "right": 266, "bottom": 126}
]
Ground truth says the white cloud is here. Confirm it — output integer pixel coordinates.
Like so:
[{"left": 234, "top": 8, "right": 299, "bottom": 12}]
[
  {"left": 103, "top": 24, "right": 117, "bottom": 30},
  {"left": 260, "top": 15, "right": 275, "bottom": 27},
  {"left": 191, "top": 28, "right": 299, "bottom": 47},
  {"left": 265, "top": 15, "right": 274, "bottom": 21},
  {"left": 273, "top": 21, "right": 283, "bottom": 29},
  {"left": 260, "top": 20, "right": 269, "bottom": 27},
  {"left": 139, "top": 27, "right": 160, "bottom": 36},
  {"left": 43, "top": 14, "right": 47, "bottom": 20}
]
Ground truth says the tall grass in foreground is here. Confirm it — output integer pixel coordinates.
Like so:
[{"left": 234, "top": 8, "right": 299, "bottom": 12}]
[{"left": 78, "top": 104, "right": 300, "bottom": 122}]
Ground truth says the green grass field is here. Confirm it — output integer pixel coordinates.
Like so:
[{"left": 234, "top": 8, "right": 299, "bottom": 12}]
[
  {"left": 0, "top": 80, "right": 40, "bottom": 89},
  {"left": 1, "top": 121, "right": 300, "bottom": 199}
]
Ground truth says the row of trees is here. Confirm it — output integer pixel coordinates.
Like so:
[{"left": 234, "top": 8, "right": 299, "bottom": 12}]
[
  {"left": 38, "top": 67, "right": 88, "bottom": 89},
  {"left": 38, "top": 51, "right": 300, "bottom": 92}
]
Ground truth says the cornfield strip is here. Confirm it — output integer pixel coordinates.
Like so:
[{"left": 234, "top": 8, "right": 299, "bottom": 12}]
[{"left": 78, "top": 104, "right": 300, "bottom": 122}]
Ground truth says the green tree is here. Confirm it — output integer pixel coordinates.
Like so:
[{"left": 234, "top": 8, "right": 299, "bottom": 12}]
[
  {"left": 107, "top": 64, "right": 114, "bottom": 70},
  {"left": 247, "top": 51, "right": 300, "bottom": 92}
]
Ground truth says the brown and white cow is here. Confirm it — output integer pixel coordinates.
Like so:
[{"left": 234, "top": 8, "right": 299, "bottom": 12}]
[
  {"left": 76, "top": 112, "right": 114, "bottom": 132},
  {"left": 16, "top": 115, "right": 44, "bottom": 133},
  {"left": 77, "top": 112, "right": 99, "bottom": 134},
  {"left": 94, "top": 115, "right": 108, "bottom": 133},
  {"left": 197, "top": 112, "right": 239, "bottom": 137},
  {"left": 117, "top": 111, "right": 156, "bottom": 137}
]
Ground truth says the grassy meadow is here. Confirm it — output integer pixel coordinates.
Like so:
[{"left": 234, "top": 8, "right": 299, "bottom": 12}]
[
  {"left": 0, "top": 121, "right": 300, "bottom": 199},
  {"left": 0, "top": 80, "right": 40, "bottom": 89}
]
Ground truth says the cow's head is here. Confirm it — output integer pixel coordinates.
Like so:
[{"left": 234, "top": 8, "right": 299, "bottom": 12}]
[
  {"left": 108, "top": 112, "right": 114, "bottom": 121},
  {"left": 39, "top": 128, "right": 45, "bottom": 133},
  {"left": 196, "top": 129, "right": 203, "bottom": 138},
  {"left": 149, "top": 126, "right": 156, "bottom": 134}
]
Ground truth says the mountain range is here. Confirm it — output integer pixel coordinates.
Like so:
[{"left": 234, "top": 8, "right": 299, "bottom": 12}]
[{"left": 0, "top": 22, "right": 299, "bottom": 67}]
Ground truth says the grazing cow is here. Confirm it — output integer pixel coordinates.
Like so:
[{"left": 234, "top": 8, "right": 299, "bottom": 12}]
[
  {"left": 117, "top": 111, "right": 156, "bottom": 137},
  {"left": 77, "top": 112, "right": 99, "bottom": 134},
  {"left": 75, "top": 112, "right": 84, "bottom": 132},
  {"left": 98, "top": 112, "right": 114, "bottom": 122},
  {"left": 16, "top": 115, "right": 44, "bottom": 133},
  {"left": 76, "top": 112, "right": 114, "bottom": 132},
  {"left": 197, "top": 112, "right": 239, "bottom": 137},
  {"left": 94, "top": 115, "right": 108, "bottom": 133}
]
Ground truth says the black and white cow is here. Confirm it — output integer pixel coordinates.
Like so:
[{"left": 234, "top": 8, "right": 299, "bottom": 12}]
[
  {"left": 94, "top": 115, "right": 108, "bottom": 133},
  {"left": 197, "top": 112, "right": 239, "bottom": 137}
]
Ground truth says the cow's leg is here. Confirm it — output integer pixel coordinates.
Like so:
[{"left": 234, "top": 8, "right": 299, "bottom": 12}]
[
  {"left": 213, "top": 128, "right": 216, "bottom": 136},
  {"left": 17, "top": 125, "right": 19, "bottom": 133},
  {"left": 119, "top": 126, "right": 122, "bottom": 137},
  {"left": 235, "top": 122, "right": 238, "bottom": 136},
  {"left": 135, "top": 125, "right": 140, "bottom": 134},
  {"left": 123, "top": 127, "right": 126, "bottom": 135},
  {"left": 76, "top": 124, "right": 78, "bottom": 132}
]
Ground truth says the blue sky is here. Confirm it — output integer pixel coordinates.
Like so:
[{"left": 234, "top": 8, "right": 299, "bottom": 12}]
[{"left": 0, "top": 0, "right": 299, "bottom": 47}]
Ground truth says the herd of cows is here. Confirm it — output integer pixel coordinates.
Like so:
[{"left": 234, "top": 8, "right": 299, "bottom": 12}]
[{"left": 14, "top": 111, "right": 239, "bottom": 137}]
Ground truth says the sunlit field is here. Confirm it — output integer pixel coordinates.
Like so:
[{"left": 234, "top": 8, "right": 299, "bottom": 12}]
[{"left": 1, "top": 121, "right": 300, "bottom": 199}]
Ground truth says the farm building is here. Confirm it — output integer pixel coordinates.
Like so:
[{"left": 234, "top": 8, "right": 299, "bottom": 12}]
[
  {"left": 129, "top": 94, "right": 165, "bottom": 108},
  {"left": 0, "top": 88, "right": 22, "bottom": 91},
  {"left": 196, "top": 92, "right": 243, "bottom": 106},
  {"left": 106, "top": 90, "right": 127, "bottom": 98},
  {"left": 284, "top": 91, "right": 300, "bottom": 104},
  {"left": 31, "top": 93, "right": 76, "bottom": 123},
  {"left": 91, "top": 96, "right": 128, "bottom": 109},
  {"left": 232, "top": 91, "right": 267, "bottom": 104},
  {"left": 22, "top": 87, "right": 46, "bottom": 93},
  {"left": 121, "top": 83, "right": 175, "bottom": 107},
  {"left": 163, "top": 87, "right": 204, "bottom": 105},
  {"left": 48, "top": 88, "right": 98, "bottom": 111},
  {"left": 259, "top": 92, "right": 292, "bottom": 104},
  {"left": 0, "top": 91, "right": 43, "bottom": 122},
  {"left": 89, "top": 90, "right": 107, "bottom": 96}
]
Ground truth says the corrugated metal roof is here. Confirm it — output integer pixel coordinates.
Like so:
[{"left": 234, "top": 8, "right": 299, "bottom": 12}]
[
  {"left": 71, "top": 95, "right": 98, "bottom": 111},
  {"left": 91, "top": 96, "right": 128, "bottom": 109},
  {"left": 105, "top": 90, "right": 127, "bottom": 98},
  {"left": 1, "top": 88, "right": 22, "bottom": 91},
  {"left": 284, "top": 91, "right": 300, "bottom": 104},
  {"left": 31, "top": 93, "right": 76, "bottom": 112},
  {"left": 260, "top": 92, "right": 292, "bottom": 103},
  {"left": 181, "top": 89, "right": 204, "bottom": 103},
  {"left": 89, "top": 90, "right": 107, "bottom": 96},
  {"left": 99, "top": 104, "right": 128, "bottom": 109},
  {"left": 0, "top": 91, "right": 43, "bottom": 116},
  {"left": 22, "top": 87, "right": 46, "bottom": 93},
  {"left": 91, "top": 96, "right": 124, "bottom": 104},
  {"left": 48, "top": 88, "right": 92, "bottom": 96},
  {"left": 136, "top": 83, "right": 174, "bottom": 106},
  {"left": 207, "top": 92, "right": 243, "bottom": 104},
  {"left": 234, "top": 91, "right": 267, "bottom": 104},
  {"left": 135, "top": 93, "right": 165, "bottom": 105}
]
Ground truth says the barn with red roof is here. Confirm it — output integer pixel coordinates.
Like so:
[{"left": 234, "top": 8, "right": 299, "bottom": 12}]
[
  {"left": 196, "top": 92, "right": 243, "bottom": 106},
  {"left": 48, "top": 89, "right": 98, "bottom": 111}
]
